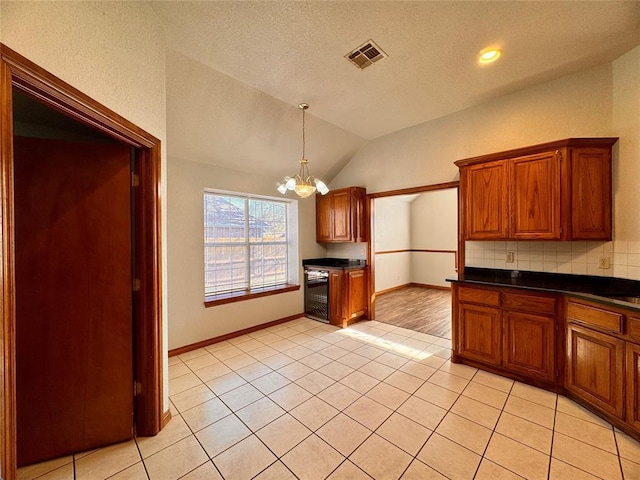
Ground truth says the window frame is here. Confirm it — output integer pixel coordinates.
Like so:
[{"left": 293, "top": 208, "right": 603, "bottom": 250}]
[{"left": 203, "top": 189, "right": 299, "bottom": 307}]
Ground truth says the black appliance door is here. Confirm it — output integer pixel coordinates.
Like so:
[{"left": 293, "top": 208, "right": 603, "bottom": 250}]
[{"left": 304, "top": 269, "right": 329, "bottom": 322}]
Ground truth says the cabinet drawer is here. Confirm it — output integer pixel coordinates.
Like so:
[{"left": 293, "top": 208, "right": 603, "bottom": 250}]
[
  {"left": 502, "top": 292, "right": 558, "bottom": 315},
  {"left": 458, "top": 286, "right": 500, "bottom": 307},
  {"left": 629, "top": 316, "right": 640, "bottom": 343},
  {"left": 567, "top": 301, "right": 623, "bottom": 333}
]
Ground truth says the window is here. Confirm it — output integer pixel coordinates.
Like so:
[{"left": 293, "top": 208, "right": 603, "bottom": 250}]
[{"left": 204, "top": 191, "right": 298, "bottom": 303}]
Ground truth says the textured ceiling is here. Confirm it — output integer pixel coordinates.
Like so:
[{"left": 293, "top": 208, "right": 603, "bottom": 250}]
[
  {"left": 151, "top": 1, "right": 640, "bottom": 140},
  {"left": 151, "top": 1, "right": 640, "bottom": 181}
]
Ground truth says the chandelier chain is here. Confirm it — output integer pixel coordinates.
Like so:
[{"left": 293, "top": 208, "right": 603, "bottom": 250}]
[{"left": 301, "top": 105, "right": 306, "bottom": 160}]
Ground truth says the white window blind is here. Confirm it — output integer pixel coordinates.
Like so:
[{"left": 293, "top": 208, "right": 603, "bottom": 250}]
[{"left": 204, "top": 192, "right": 289, "bottom": 297}]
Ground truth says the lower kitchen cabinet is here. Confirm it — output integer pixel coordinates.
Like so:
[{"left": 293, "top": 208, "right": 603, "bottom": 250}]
[
  {"left": 453, "top": 282, "right": 640, "bottom": 441},
  {"left": 346, "top": 269, "right": 366, "bottom": 320},
  {"left": 627, "top": 342, "right": 640, "bottom": 430},
  {"left": 566, "top": 323, "right": 625, "bottom": 419},
  {"left": 457, "top": 303, "right": 502, "bottom": 366},
  {"left": 454, "top": 284, "right": 559, "bottom": 387},
  {"left": 329, "top": 268, "right": 367, "bottom": 328},
  {"left": 329, "top": 271, "right": 343, "bottom": 324},
  {"left": 503, "top": 311, "right": 555, "bottom": 382}
]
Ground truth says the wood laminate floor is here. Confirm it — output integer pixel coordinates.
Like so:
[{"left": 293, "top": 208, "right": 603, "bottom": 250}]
[{"left": 374, "top": 286, "right": 452, "bottom": 339}]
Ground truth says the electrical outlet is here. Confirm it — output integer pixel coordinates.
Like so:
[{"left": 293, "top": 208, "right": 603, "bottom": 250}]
[
  {"left": 506, "top": 251, "right": 515, "bottom": 263},
  {"left": 598, "top": 256, "right": 611, "bottom": 269}
]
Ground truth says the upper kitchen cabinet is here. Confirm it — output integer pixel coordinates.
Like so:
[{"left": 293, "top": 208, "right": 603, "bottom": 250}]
[
  {"left": 316, "top": 187, "right": 368, "bottom": 243},
  {"left": 457, "top": 138, "right": 617, "bottom": 241},
  {"left": 464, "top": 160, "right": 508, "bottom": 239}
]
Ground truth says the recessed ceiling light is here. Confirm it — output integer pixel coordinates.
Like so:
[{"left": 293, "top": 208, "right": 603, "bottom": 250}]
[{"left": 478, "top": 48, "right": 502, "bottom": 64}]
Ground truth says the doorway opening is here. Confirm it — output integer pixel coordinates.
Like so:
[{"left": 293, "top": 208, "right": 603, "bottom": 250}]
[
  {"left": 14, "top": 90, "right": 138, "bottom": 465},
  {"left": 1, "top": 44, "right": 164, "bottom": 480},
  {"left": 368, "top": 183, "right": 460, "bottom": 339}
]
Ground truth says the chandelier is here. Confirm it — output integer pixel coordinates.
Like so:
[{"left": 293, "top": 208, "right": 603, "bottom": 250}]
[{"left": 277, "top": 103, "right": 329, "bottom": 198}]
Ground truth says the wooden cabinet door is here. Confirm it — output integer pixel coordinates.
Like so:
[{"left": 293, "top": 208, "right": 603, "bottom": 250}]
[
  {"left": 347, "top": 269, "right": 367, "bottom": 320},
  {"left": 464, "top": 161, "right": 508, "bottom": 239},
  {"left": 332, "top": 190, "right": 352, "bottom": 241},
  {"left": 352, "top": 188, "right": 368, "bottom": 242},
  {"left": 571, "top": 148, "right": 612, "bottom": 240},
  {"left": 627, "top": 342, "right": 640, "bottom": 431},
  {"left": 503, "top": 312, "right": 555, "bottom": 382},
  {"left": 566, "top": 324, "right": 624, "bottom": 419},
  {"left": 316, "top": 193, "right": 332, "bottom": 242},
  {"left": 329, "top": 271, "right": 344, "bottom": 325},
  {"left": 458, "top": 303, "right": 502, "bottom": 366},
  {"left": 510, "top": 151, "right": 561, "bottom": 239}
]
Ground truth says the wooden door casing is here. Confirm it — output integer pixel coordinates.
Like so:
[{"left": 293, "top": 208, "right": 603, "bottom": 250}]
[
  {"left": 566, "top": 324, "right": 625, "bottom": 419},
  {"left": 627, "top": 342, "right": 640, "bottom": 430},
  {"left": 502, "top": 312, "right": 555, "bottom": 382},
  {"left": 457, "top": 303, "right": 502, "bottom": 366},
  {"left": 1, "top": 44, "right": 164, "bottom": 480},
  {"left": 464, "top": 161, "right": 508, "bottom": 240},
  {"left": 14, "top": 136, "right": 134, "bottom": 466},
  {"left": 509, "top": 151, "right": 560, "bottom": 239}
]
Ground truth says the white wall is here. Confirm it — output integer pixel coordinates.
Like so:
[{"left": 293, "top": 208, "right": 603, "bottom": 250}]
[
  {"left": 410, "top": 189, "right": 458, "bottom": 287},
  {"left": 373, "top": 189, "right": 458, "bottom": 291},
  {"left": 167, "top": 156, "right": 325, "bottom": 349},
  {"left": 373, "top": 198, "right": 411, "bottom": 292},
  {"left": 332, "top": 47, "right": 640, "bottom": 281},
  {"left": 1, "top": 1, "right": 169, "bottom": 408},
  {"left": 464, "top": 47, "right": 640, "bottom": 279}
]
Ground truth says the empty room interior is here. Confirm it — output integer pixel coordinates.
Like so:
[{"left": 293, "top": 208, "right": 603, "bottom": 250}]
[{"left": 2, "top": 2, "right": 640, "bottom": 480}]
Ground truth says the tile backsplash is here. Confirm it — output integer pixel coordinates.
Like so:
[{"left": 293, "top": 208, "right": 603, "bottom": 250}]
[{"left": 465, "top": 240, "right": 640, "bottom": 280}]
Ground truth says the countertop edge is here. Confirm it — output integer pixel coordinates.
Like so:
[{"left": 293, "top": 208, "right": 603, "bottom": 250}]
[{"left": 448, "top": 272, "right": 640, "bottom": 312}]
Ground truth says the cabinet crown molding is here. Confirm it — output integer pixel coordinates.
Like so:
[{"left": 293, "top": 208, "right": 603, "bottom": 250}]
[{"left": 454, "top": 137, "right": 619, "bottom": 167}]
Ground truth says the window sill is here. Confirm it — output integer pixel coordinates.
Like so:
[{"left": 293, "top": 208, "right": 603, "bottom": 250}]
[{"left": 204, "top": 284, "right": 300, "bottom": 307}]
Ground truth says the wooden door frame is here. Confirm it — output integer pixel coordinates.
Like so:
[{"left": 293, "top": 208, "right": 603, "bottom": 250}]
[
  {"left": 366, "top": 181, "right": 460, "bottom": 320},
  {"left": 0, "top": 44, "right": 164, "bottom": 479}
]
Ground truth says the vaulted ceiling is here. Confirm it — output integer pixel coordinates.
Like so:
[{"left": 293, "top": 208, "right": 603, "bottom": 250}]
[{"left": 150, "top": 1, "right": 640, "bottom": 180}]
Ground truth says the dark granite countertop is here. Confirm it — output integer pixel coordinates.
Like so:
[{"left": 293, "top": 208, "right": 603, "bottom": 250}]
[
  {"left": 448, "top": 267, "right": 640, "bottom": 311},
  {"left": 303, "top": 258, "right": 367, "bottom": 270}
]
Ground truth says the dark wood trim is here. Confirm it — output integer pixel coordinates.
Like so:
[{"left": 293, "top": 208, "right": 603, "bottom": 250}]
[
  {"left": 410, "top": 282, "right": 451, "bottom": 291},
  {"left": 0, "top": 44, "right": 163, "bottom": 478},
  {"left": 1, "top": 45, "right": 155, "bottom": 149},
  {"left": 374, "top": 249, "right": 459, "bottom": 271},
  {"left": 367, "top": 181, "right": 459, "bottom": 198},
  {"left": 133, "top": 145, "right": 163, "bottom": 437},
  {"left": 162, "top": 410, "right": 172, "bottom": 429},
  {"left": 376, "top": 283, "right": 451, "bottom": 296},
  {"left": 368, "top": 198, "right": 376, "bottom": 320},
  {"left": 375, "top": 249, "right": 456, "bottom": 255},
  {"left": 376, "top": 284, "right": 412, "bottom": 296},
  {"left": 168, "top": 313, "right": 305, "bottom": 357},
  {"left": 0, "top": 54, "right": 17, "bottom": 480},
  {"left": 204, "top": 284, "right": 300, "bottom": 308},
  {"left": 457, "top": 178, "right": 465, "bottom": 275},
  {"left": 453, "top": 138, "right": 619, "bottom": 167}
]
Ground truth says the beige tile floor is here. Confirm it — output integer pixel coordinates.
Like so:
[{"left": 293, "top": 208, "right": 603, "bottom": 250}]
[{"left": 19, "top": 318, "right": 640, "bottom": 480}]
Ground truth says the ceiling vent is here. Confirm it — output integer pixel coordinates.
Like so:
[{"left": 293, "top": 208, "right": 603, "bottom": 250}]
[{"left": 345, "top": 40, "right": 387, "bottom": 70}]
